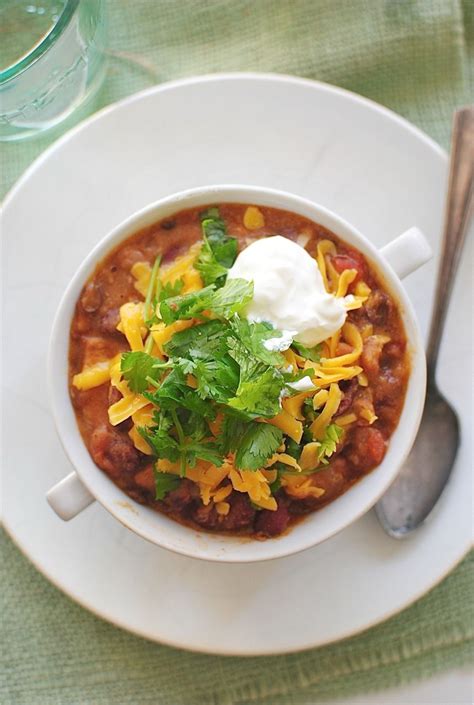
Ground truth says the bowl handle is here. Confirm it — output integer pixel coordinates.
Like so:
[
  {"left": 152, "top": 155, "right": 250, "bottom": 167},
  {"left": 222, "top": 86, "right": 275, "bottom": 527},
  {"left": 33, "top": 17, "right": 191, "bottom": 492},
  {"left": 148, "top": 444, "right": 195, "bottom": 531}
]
[
  {"left": 47, "top": 472, "right": 95, "bottom": 521},
  {"left": 380, "top": 227, "right": 432, "bottom": 279}
]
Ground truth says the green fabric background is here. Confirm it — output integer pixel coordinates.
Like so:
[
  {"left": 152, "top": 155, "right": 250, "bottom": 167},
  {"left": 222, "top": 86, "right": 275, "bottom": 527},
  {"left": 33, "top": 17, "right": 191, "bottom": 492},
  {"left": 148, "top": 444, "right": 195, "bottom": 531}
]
[{"left": 1, "top": 1, "right": 473, "bottom": 703}]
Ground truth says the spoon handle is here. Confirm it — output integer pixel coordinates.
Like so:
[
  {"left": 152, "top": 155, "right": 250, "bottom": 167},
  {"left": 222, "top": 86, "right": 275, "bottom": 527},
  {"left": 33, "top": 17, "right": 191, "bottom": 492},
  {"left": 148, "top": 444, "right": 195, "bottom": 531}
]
[{"left": 426, "top": 107, "right": 474, "bottom": 379}]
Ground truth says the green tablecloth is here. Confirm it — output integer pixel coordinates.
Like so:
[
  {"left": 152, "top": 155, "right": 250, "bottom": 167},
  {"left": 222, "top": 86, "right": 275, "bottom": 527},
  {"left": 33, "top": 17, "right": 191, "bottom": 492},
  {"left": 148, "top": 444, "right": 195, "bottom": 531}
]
[{"left": 1, "top": 1, "right": 473, "bottom": 703}]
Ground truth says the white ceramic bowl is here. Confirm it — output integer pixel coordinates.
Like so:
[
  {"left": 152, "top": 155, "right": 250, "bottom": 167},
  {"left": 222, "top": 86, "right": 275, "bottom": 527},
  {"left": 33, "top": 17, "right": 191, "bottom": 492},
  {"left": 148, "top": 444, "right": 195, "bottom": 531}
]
[{"left": 47, "top": 185, "right": 432, "bottom": 562}]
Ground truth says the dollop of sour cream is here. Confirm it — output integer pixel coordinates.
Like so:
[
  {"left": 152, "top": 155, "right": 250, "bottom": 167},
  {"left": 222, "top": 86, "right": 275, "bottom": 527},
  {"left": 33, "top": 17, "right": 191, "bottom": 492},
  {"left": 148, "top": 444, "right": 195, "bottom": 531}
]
[{"left": 227, "top": 235, "right": 348, "bottom": 347}]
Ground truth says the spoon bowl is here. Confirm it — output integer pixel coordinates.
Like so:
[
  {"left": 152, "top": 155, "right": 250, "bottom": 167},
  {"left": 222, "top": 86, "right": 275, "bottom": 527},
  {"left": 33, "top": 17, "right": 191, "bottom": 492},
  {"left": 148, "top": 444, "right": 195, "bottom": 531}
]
[{"left": 376, "top": 388, "right": 460, "bottom": 537}]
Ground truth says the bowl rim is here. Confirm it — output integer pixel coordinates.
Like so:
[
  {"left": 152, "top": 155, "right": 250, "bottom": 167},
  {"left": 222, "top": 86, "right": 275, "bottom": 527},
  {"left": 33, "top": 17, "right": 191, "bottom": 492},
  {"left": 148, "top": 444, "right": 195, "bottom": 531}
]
[{"left": 47, "top": 184, "right": 427, "bottom": 563}]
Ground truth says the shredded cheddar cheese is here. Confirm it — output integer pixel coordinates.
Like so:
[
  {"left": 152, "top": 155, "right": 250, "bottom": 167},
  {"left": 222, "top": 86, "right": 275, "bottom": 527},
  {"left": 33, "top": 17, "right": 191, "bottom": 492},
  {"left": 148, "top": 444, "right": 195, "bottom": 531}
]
[
  {"left": 72, "top": 355, "right": 120, "bottom": 391},
  {"left": 310, "top": 383, "right": 342, "bottom": 439}
]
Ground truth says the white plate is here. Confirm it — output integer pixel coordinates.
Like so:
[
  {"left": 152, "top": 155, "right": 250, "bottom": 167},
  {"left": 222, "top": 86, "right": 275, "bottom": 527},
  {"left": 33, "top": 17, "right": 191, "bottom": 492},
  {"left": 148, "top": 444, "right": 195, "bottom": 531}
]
[{"left": 2, "top": 73, "right": 472, "bottom": 656}]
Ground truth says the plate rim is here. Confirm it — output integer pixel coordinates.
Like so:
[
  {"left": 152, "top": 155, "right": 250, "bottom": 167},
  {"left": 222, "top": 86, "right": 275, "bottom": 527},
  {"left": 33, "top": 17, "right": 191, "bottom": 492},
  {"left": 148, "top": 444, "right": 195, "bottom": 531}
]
[
  {"left": 2, "top": 72, "right": 470, "bottom": 656},
  {"left": 2, "top": 71, "right": 447, "bottom": 209}
]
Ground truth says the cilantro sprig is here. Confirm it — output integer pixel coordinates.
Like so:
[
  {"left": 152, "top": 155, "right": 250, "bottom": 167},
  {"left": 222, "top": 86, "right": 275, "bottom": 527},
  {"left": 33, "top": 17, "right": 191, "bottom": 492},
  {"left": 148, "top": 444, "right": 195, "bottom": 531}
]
[
  {"left": 195, "top": 208, "right": 238, "bottom": 286},
  {"left": 159, "top": 277, "right": 253, "bottom": 324}
]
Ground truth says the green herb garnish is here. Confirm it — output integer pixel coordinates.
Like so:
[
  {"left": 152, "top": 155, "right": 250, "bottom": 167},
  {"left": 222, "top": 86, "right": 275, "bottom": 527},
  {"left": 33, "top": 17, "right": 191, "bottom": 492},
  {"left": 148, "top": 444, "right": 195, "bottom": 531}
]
[
  {"left": 316, "top": 423, "right": 344, "bottom": 465},
  {"left": 195, "top": 208, "right": 238, "bottom": 286},
  {"left": 153, "top": 468, "right": 180, "bottom": 500},
  {"left": 292, "top": 342, "right": 322, "bottom": 362}
]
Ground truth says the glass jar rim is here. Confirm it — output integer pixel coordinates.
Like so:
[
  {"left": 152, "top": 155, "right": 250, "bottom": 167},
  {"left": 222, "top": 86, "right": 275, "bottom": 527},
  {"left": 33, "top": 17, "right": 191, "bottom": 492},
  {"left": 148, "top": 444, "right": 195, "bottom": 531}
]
[{"left": 0, "top": 0, "right": 80, "bottom": 84}]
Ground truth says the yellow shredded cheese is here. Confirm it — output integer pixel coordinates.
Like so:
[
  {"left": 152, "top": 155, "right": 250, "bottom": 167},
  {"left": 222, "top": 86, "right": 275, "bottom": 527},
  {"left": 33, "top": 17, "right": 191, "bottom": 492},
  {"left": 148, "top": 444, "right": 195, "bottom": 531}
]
[
  {"left": 310, "top": 383, "right": 342, "bottom": 439},
  {"left": 131, "top": 261, "right": 152, "bottom": 297},
  {"left": 310, "top": 365, "right": 363, "bottom": 387},
  {"left": 268, "top": 409, "right": 303, "bottom": 443},
  {"left": 160, "top": 242, "right": 202, "bottom": 288},
  {"left": 229, "top": 468, "right": 277, "bottom": 510},
  {"left": 108, "top": 394, "right": 149, "bottom": 426},
  {"left": 316, "top": 239, "right": 337, "bottom": 292},
  {"left": 336, "top": 412, "right": 357, "bottom": 426},
  {"left": 128, "top": 406, "right": 154, "bottom": 454},
  {"left": 321, "top": 322, "right": 363, "bottom": 368},
  {"left": 282, "top": 391, "right": 312, "bottom": 420},
  {"left": 118, "top": 302, "right": 145, "bottom": 351},
  {"left": 360, "top": 408, "right": 378, "bottom": 424},
  {"left": 72, "top": 355, "right": 120, "bottom": 391},
  {"left": 336, "top": 269, "right": 357, "bottom": 297},
  {"left": 313, "top": 389, "right": 329, "bottom": 409},
  {"left": 281, "top": 475, "right": 325, "bottom": 500},
  {"left": 299, "top": 442, "right": 321, "bottom": 471},
  {"left": 151, "top": 319, "right": 194, "bottom": 356}
]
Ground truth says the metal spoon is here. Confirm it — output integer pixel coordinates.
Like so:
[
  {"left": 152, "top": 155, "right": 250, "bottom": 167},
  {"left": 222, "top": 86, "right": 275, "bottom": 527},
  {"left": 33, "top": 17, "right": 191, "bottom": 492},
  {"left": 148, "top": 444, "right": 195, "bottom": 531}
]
[{"left": 376, "top": 106, "right": 473, "bottom": 538}]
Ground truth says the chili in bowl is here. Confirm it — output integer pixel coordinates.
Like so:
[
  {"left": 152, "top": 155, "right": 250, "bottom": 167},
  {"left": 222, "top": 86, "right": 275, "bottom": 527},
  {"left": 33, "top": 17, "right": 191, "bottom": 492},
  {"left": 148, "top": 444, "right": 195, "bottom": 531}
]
[{"left": 47, "top": 185, "right": 431, "bottom": 562}]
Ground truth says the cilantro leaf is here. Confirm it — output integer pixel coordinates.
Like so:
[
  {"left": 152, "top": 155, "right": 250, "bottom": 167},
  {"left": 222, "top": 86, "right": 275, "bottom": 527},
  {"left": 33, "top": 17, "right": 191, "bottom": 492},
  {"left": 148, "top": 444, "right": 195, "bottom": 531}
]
[
  {"left": 144, "top": 366, "right": 216, "bottom": 419},
  {"left": 269, "top": 472, "right": 282, "bottom": 494},
  {"left": 285, "top": 438, "right": 302, "bottom": 460},
  {"left": 193, "top": 355, "right": 239, "bottom": 402},
  {"left": 317, "top": 423, "right": 344, "bottom": 465},
  {"left": 229, "top": 316, "right": 285, "bottom": 366},
  {"left": 159, "top": 285, "right": 215, "bottom": 324},
  {"left": 195, "top": 208, "right": 238, "bottom": 286},
  {"left": 121, "top": 351, "right": 164, "bottom": 393},
  {"left": 235, "top": 423, "right": 283, "bottom": 471},
  {"left": 159, "top": 278, "right": 184, "bottom": 302},
  {"left": 209, "top": 278, "right": 253, "bottom": 318},
  {"left": 195, "top": 245, "right": 229, "bottom": 287},
  {"left": 219, "top": 414, "right": 251, "bottom": 455},
  {"left": 140, "top": 427, "right": 180, "bottom": 462},
  {"left": 292, "top": 342, "right": 322, "bottom": 362},
  {"left": 228, "top": 366, "right": 284, "bottom": 418},
  {"left": 164, "top": 319, "right": 229, "bottom": 360},
  {"left": 159, "top": 278, "right": 253, "bottom": 324},
  {"left": 153, "top": 469, "right": 180, "bottom": 500},
  {"left": 184, "top": 440, "right": 223, "bottom": 467}
]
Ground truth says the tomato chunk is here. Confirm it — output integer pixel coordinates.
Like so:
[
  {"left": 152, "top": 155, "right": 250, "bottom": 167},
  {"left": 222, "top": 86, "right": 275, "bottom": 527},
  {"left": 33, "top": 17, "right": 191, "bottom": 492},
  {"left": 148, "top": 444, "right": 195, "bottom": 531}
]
[{"left": 332, "top": 252, "right": 367, "bottom": 281}]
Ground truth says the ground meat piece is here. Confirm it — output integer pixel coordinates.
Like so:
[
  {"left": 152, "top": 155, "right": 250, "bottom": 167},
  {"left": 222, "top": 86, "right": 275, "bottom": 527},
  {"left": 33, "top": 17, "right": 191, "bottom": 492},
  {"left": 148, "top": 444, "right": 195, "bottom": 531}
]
[
  {"left": 310, "top": 458, "right": 350, "bottom": 502},
  {"left": 346, "top": 427, "right": 386, "bottom": 471},
  {"left": 99, "top": 308, "right": 121, "bottom": 336},
  {"left": 71, "top": 312, "right": 90, "bottom": 335},
  {"left": 191, "top": 502, "right": 219, "bottom": 529},
  {"left": 221, "top": 493, "right": 256, "bottom": 530},
  {"left": 82, "top": 336, "right": 115, "bottom": 367},
  {"left": 255, "top": 501, "right": 290, "bottom": 537},
  {"left": 289, "top": 458, "right": 350, "bottom": 513},
  {"left": 332, "top": 252, "right": 366, "bottom": 282},
  {"left": 335, "top": 378, "right": 358, "bottom": 416},
  {"left": 361, "top": 335, "right": 387, "bottom": 379},
  {"left": 80, "top": 282, "right": 103, "bottom": 313},
  {"left": 134, "top": 465, "right": 155, "bottom": 493},
  {"left": 191, "top": 492, "right": 256, "bottom": 532},
  {"left": 352, "top": 387, "right": 376, "bottom": 425},
  {"left": 382, "top": 340, "right": 406, "bottom": 361},
  {"left": 89, "top": 425, "right": 140, "bottom": 479},
  {"left": 373, "top": 365, "right": 405, "bottom": 404},
  {"left": 365, "top": 290, "right": 392, "bottom": 327},
  {"left": 161, "top": 244, "right": 184, "bottom": 264},
  {"left": 107, "top": 385, "right": 132, "bottom": 431},
  {"left": 164, "top": 479, "right": 199, "bottom": 513},
  {"left": 108, "top": 384, "right": 122, "bottom": 406},
  {"left": 116, "top": 247, "right": 147, "bottom": 271}
]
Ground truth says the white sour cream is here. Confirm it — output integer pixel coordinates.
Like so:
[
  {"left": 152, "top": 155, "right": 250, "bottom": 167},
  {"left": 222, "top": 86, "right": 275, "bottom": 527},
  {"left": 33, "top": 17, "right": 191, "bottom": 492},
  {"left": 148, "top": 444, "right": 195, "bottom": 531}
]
[{"left": 228, "top": 235, "right": 348, "bottom": 347}]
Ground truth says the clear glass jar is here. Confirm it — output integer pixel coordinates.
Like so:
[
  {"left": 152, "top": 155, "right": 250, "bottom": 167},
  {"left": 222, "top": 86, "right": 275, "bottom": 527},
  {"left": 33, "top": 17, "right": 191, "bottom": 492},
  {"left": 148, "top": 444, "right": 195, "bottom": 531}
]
[{"left": 0, "top": 0, "right": 106, "bottom": 141}]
